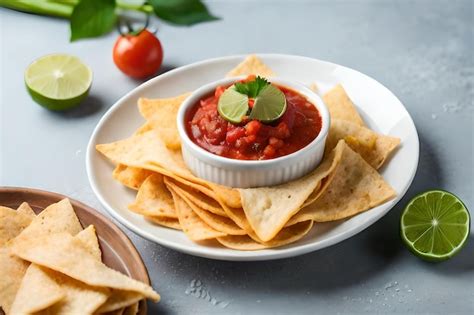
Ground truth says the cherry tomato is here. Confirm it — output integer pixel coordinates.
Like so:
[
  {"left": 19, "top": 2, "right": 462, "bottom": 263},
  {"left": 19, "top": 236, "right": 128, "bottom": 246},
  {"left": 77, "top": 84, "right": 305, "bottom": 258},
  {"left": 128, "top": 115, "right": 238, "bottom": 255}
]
[{"left": 113, "top": 29, "right": 163, "bottom": 79}]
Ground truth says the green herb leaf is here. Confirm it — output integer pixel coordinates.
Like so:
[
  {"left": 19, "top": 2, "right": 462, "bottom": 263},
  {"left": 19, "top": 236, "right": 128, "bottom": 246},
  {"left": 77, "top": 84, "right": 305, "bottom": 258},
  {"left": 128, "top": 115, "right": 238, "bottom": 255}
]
[
  {"left": 148, "top": 0, "right": 219, "bottom": 26},
  {"left": 70, "top": 0, "right": 116, "bottom": 42},
  {"left": 234, "top": 76, "right": 270, "bottom": 98}
]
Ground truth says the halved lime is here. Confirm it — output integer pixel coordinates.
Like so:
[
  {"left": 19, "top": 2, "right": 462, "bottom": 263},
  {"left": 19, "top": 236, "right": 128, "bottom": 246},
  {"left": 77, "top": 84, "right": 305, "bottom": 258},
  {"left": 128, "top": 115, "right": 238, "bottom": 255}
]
[
  {"left": 25, "top": 54, "right": 92, "bottom": 111},
  {"left": 401, "top": 190, "right": 470, "bottom": 262},
  {"left": 249, "top": 84, "right": 286, "bottom": 123},
  {"left": 217, "top": 87, "right": 249, "bottom": 123}
]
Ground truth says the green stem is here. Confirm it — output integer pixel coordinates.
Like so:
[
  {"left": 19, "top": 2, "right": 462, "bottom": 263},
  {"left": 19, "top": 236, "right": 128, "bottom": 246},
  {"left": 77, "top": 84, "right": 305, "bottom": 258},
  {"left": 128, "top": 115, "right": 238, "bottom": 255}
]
[
  {"left": 0, "top": 0, "right": 74, "bottom": 18},
  {"left": 0, "top": 0, "right": 154, "bottom": 19},
  {"left": 116, "top": 1, "right": 153, "bottom": 14}
]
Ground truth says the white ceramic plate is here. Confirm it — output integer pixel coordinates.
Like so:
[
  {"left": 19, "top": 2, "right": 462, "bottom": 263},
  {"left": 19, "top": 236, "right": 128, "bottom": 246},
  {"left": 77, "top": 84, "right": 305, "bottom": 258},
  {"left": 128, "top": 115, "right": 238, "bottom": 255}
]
[{"left": 86, "top": 54, "right": 419, "bottom": 261}]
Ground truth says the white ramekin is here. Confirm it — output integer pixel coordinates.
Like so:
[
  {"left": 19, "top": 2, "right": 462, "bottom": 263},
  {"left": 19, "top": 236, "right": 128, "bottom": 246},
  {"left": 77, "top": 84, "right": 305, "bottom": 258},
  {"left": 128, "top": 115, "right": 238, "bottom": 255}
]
[{"left": 177, "top": 77, "right": 330, "bottom": 188}]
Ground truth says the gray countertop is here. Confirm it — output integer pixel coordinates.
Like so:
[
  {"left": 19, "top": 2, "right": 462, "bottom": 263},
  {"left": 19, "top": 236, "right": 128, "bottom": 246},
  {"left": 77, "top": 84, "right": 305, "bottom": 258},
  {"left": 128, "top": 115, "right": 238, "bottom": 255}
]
[{"left": 1, "top": 1, "right": 473, "bottom": 314}]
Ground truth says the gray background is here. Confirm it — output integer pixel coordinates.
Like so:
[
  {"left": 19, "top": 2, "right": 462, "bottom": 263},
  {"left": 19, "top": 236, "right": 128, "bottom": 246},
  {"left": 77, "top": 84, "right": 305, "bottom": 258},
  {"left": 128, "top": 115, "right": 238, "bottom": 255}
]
[{"left": 1, "top": 0, "right": 473, "bottom": 314}]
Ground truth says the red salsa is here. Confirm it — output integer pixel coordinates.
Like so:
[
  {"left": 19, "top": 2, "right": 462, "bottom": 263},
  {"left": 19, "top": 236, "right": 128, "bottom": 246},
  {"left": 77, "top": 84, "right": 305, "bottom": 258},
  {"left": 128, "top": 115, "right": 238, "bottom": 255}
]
[{"left": 186, "top": 81, "right": 322, "bottom": 160}]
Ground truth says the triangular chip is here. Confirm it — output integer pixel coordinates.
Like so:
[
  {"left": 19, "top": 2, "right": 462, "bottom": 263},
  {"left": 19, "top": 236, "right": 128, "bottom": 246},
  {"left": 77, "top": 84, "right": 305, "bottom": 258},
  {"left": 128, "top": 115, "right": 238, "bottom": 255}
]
[
  {"left": 217, "top": 221, "right": 313, "bottom": 250},
  {"left": 11, "top": 198, "right": 83, "bottom": 249},
  {"left": 167, "top": 180, "right": 245, "bottom": 235},
  {"left": 96, "top": 130, "right": 193, "bottom": 180},
  {"left": 43, "top": 227, "right": 110, "bottom": 315},
  {"left": 323, "top": 84, "right": 365, "bottom": 126},
  {"left": 325, "top": 119, "right": 400, "bottom": 169},
  {"left": 113, "top": 164, "right": 155, "bottom": 190},
  {"left": 11, "top": 233, "right": 160, "bottom": 302},
  {"left": 9, "top": 264, "right": 65, "bottom": 314},
  {"left": 288, "top": 142, "right": 396, "bottom": 224},
  {"left": 75, "top": 225, "right": 102, "bottom": 260},
  {"left": 97, "top": 290, "right": 143, "bottom": 313},
  {"left": 17, "top": 202, "right": 36, "bottom": 217},
  {"left": 11, "top": 226, "right": 110, "bottom": 315},
  {"left": 129, "top": 174, "right": 177, "bottom": 218},
  {"left": 226, "top": 55, "right": 275, "bottom": 77},
  {"left": 170, "top": 181, "right": 227, "bottom": 216},
  {"left": 124, "top": 302, "right": 139, "bottom": 315},
  {"left": 238, "top": 141, "right": 345, "bottom": 242},
  {"left": 0, "top": 247, "right": 30, "bottom": 313},
  {"left": 0, "top": 206, "right": 34, "bottom": 246},
  {"left": 145, "top": 216, "right": 182, "bottom": 230},
  {"left": 167, "top": 181, "right": 226, "bottom": 241},
  {"left": 138, "top": 93, "right": 191, "bottom": 150},
  {"left": 97, "top": 130, "right": 240, "bottom": 212}
]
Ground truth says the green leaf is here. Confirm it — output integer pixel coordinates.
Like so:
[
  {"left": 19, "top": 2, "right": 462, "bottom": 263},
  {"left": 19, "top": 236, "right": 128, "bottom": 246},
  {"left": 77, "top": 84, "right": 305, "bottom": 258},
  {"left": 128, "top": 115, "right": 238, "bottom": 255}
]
[
  {"left": 234, "top": 76, "right": 270, "bottom": 98},
  {"left": 70, "top": 0, "right": 116, "bottom": 42},
  {"left": 148, "top": 0, "right": 219, "bottom": 26}
]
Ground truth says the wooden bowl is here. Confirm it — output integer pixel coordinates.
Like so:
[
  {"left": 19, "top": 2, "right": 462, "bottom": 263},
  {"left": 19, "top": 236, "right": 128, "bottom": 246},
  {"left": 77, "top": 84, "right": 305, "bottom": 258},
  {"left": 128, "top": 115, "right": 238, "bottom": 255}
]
[{"left": 0, "top": 187, "right": 149, "bottom": 315}]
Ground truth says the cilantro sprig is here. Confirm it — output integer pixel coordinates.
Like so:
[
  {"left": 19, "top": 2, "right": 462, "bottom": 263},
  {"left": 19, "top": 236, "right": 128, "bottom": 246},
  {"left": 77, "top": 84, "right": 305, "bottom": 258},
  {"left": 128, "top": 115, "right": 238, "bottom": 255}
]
[{"left": 234, "top": 76, "right": 270, "bottom": 98}]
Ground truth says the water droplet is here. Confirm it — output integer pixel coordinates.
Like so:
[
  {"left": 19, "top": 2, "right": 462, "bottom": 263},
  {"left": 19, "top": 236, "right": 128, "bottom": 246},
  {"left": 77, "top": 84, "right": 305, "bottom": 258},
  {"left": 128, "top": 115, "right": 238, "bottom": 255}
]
[{"left": 408, "top": 289, "right": 413, "bottom": 293}]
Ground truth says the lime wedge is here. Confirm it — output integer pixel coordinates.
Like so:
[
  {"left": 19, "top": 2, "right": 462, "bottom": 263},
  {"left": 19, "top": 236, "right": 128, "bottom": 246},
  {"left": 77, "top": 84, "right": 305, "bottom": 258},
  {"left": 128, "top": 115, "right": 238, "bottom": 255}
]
[
  {"left": 217, "top": 87, "right": 249, "bottom": 123},
  {"left": 249, "top": 84, "right": 286, "bottom": 123},
  {"left": 25, "top": 54, "right": 92, "bottom": 111},
  {"left": 401, "top": 190, "right": 470, "bottom": 262}
]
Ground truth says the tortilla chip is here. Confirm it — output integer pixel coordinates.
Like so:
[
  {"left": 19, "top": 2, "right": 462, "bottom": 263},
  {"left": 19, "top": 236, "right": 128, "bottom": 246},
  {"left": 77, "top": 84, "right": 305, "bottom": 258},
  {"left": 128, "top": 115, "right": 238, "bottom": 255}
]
[
  {"left": 323, "top": 84, "right": 365, "bottom": 126},
  {"left": 17, "top": 202, "right": 36, "bottom": 217},
  {"left": 123, "top": 302, "right": 139, "bottom": 315},
  {"left": 145, "top": 215, "right": 182, "bottom": 230},
  {"left": 46, "top": 231, "right": 110, "bottom": 315},
  {"left": 11, "top": 198, "right": 83, "bottom": 249},
  {"left": 170, "top": 181, "right": 227, "bottom": 216},
  {"left": 113, "top": 164, "right": 155, "bottom": 190},
  {"left": 97, "top": 290, "right": 143, "bottom": 313},
  {"left": 97, "top": 130, "right": 193, "bottom": 179},
  {"left": 75, "top": 225, "right": 102, "bottom": 260},
  {"left": 0, "top": 247, "right": 30, "bottom": 313},
  {"left": 325, "top": 119, "right": 400, "bottom": 169},
  {"left": 129, "top": 174, "right": 177, "bottom": 218},
  {"left": 226, "top": 55, "right": 275, "bottom": 77},
  {"left": 11, "top": 227, "right": 110, "bottom": 315},
  {"left": 167, "top": 180, "right": 246, "bottom": 235},
  {"left": 217, "top": 220, "right": 313, "bottom": 250},
  {"left": 105, "top": 308, "right": 126, "bottom": 315},
  {"left": 0, "top": 206, "right": 34, "bottom": 246},
  {"left": 167, "top": 182, "right": 226, "bottom": 241},
  {"left": 288, "top": 142, "right": 396, "bottom": 223},
  {"left": 12, "top": 233, "right": 160, "bottom": 302},
  {"left": 96, "top": 130, "right": 239, "bottom": 212},
  {"left": 209, "top": 184, "right": 242, "bottom": 209},
  {"left": 138, "top": 93, "right": 191, "bottom": 150},
  {"left": 9, "top": 264, "right": 65, "bottom": 314},
  {"left": 238, "top": 141, "right": 345, "bottom": 242},
  {"left": 1, "top": 200, "right": 82, "bottom": 314},
  {"left": 135, "top": 123, "right": 153, "bottom": 135}
]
